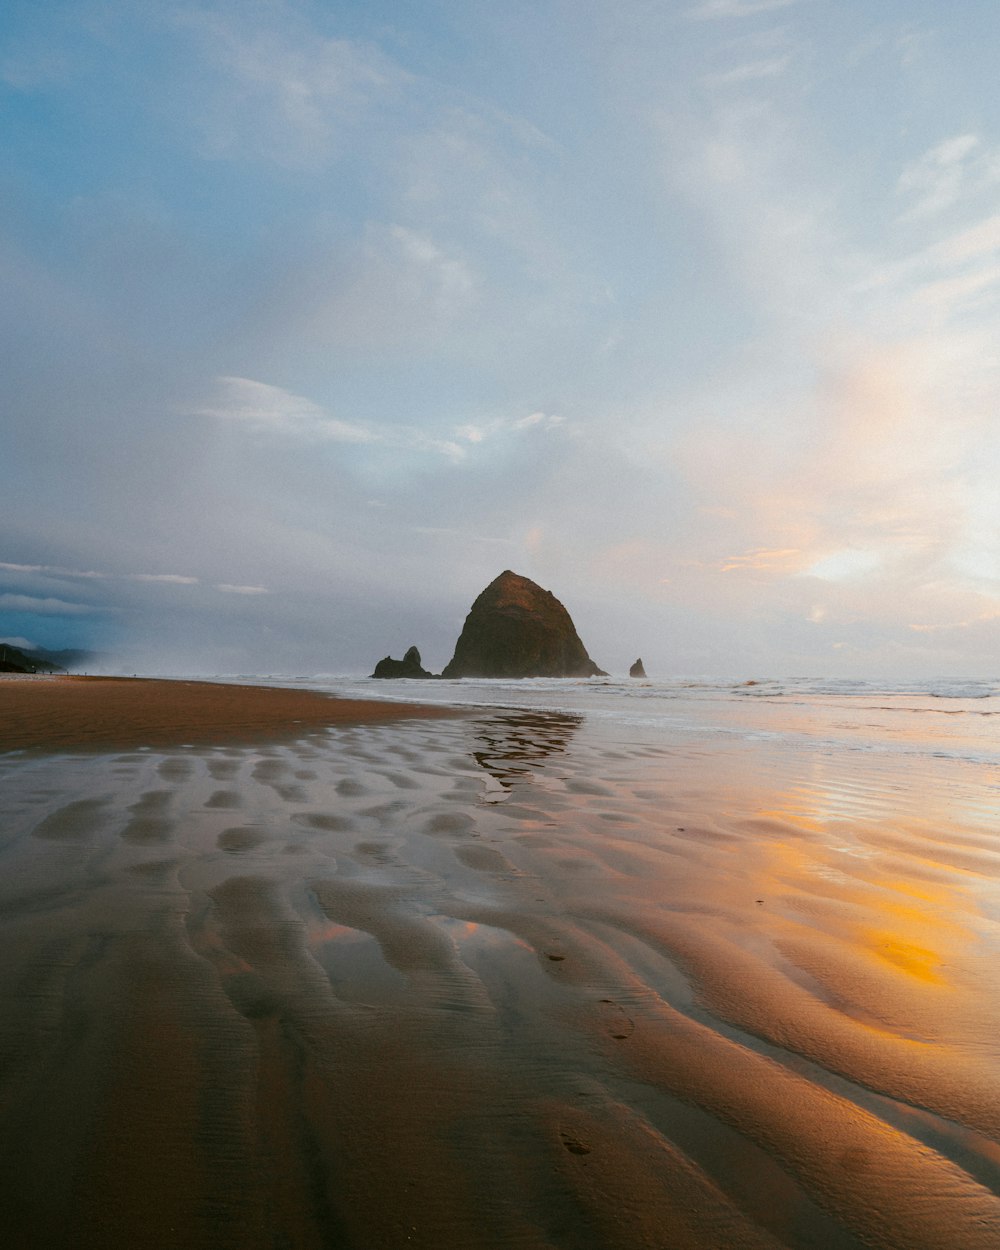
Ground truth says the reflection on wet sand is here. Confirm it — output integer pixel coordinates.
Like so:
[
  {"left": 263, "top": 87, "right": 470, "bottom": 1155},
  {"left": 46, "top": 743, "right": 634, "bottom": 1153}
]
[
  {"left": 1, "top": 708, "right": 999, "bottom": 1248},
  {"left": 471, "top": 710, "right": 581, "bottom": 801}
]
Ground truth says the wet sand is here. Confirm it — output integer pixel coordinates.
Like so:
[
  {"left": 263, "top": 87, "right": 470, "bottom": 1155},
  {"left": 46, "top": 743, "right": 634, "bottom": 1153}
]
[
  {"left": 1, "top": 682, "right": 999, "bottom": 1247},
  {"left": 0, "top": 674, "right": 460, "bottom": 752}
]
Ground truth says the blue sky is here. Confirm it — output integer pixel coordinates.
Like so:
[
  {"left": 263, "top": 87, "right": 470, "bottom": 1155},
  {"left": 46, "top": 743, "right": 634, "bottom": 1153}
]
[{"left": 4, "top": 0, "right": 1000, "bottom": 676}]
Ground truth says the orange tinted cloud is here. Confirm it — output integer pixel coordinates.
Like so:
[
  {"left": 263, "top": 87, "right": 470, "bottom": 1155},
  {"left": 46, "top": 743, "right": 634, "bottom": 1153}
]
[{"left": 719, "top": 548, "right": 802, "bottom": 573}]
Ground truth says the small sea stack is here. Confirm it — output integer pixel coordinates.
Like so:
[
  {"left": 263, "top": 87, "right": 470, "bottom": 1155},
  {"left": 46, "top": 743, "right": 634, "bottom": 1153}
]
[{"left": 371, "top": 646, "right": 434, "bottom": 679}]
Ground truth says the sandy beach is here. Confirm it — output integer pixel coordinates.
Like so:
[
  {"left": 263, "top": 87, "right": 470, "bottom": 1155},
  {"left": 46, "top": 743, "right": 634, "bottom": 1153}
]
[
  {"left": 0, "top": 674, "right": 461, "bottom": 752},
  {"left": 2, "top": 676, "right": 999, "bottom": 1248}
]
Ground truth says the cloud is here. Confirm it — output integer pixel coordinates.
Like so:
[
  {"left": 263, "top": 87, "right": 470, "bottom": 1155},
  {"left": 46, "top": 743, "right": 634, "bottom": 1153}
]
[
  {"left": 130, "top": 573, "right": 201, "bottom": 585},
  {"left": 410, "top": 526, "right": 513, "bottom": 547},
  {"left": 1, "top": 561, "right": 201, "bottom": 587},
  {"left": 515, "top": 411, "right": 564, "bottom": 429},
  {"left": 670, "top": 338, "right": 980, "bottom": 636},
  {"left": 0, "top": 636, "right": 38, "bottom": 650},
  {"left": 0, "top": 594, "right": 101, "bottom": 616},
  {"left": 687, "top": 0, "right": 800, "bottom": 20},
  {"left": 654, "top": 43, "right": 1000, "bottom": 651},
  {"left": 896, "top": 134, "right": 1000, "bottom": 220},
  {"left": 0, "top": 561, "right": 107, "bottom": 580},
  {"left": 197, "top": 376, "right": 377, "bottom": 444},
  {"left": 388, "top": 225, "right": 475, "bottom": 306},
  {"left": 455, "top": 411, "right": 566, "bottom": 445},
  {"left": 297, "top": 223, "right": 478, "bottom": 352},
  {"left": 806, "top": 550, "right": 882, "bottom": 581},
  {"left": 216, "top": 583, "right": 269, "bottom": 595},
  {"left": 167, "top": 6, "right": 404, "bottom": 168},
  {"left": 703, "top": 56, "right": 792, "bottom": 86},
  {"left": 909, "top": 610, "right": 1000, "bottom": 634},
  {"left": 930, "top": 213, "right": 1000, "bottom": 269},
  {"left": 718, "top": 548, "right": 803, "bottom": 573},
  {"left": 195, "top": 378, "right": 568, "bottom": 470}
]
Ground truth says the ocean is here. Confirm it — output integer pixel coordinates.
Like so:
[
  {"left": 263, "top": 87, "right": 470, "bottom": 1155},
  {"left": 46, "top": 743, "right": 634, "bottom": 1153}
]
[{"left": 220, "top": 671, "right": 1000, "bottom": 768}]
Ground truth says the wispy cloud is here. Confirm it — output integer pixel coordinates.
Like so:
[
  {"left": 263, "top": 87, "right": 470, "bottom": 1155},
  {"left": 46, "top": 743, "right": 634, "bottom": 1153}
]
[
  {"left": 687, "top": 0, "right": 800, "bottom": 21},
  {"left": 0, "top": 594, "right": 101, "bottom": 615},
  {"left": 909, "top": 609, "right": 1000, "bottom": 634},
  {"left": 196, "top": 378, "right": 565, "bottom": 466},
  {"left": 454, "top": 411, "right": 565, "bottom": 445},
  {"left": 197, "top": 377, "right": 377, "bottom": 444},
  {"left": 1, "top": 561, "right": 201, "bottom": 586},
  {"left": 410, "top": 526, "right": 513, "bottom": 547},
  {"left": 0, "top": 561, "right": 106, "bottom": 580},
  {"left": 930, "top": 213, "right": 1000, "bottom": 269},
  {"left": 298, "top": 223, "right": 479, "bottom": 353},
  {"left": 167, "top": 6, "right": 404, "bottom": 168},
  {"left": 718, "top": 547, "right": 802, "bottom": 573},
  {"left": 897, "top": 134, "right": 1000, "bottom": 220},
  {"left": 703, "top": 55, "right": 792, "bottom": 86},
  {"left": 216, "top": 583, "right": 269, "bottom": 595},
  {"left": 131, "top": 573, "right": 200, "bottom": 585}
]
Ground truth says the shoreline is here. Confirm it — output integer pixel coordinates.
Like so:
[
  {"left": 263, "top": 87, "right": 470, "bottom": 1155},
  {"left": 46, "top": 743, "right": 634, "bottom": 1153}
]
[{"left": 0, "top": 674, "right": 464, "bottom": 753}]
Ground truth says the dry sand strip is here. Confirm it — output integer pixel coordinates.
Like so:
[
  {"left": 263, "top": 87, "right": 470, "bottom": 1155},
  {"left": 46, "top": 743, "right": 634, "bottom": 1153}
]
[{"left": 0, "top": 675, "right": 463, "bottom": 753}]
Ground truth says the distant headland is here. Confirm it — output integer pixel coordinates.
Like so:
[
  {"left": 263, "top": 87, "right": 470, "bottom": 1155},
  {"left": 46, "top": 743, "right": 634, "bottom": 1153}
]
[{"left": 0, "top": 643, "right": 91, "bottom": 674}]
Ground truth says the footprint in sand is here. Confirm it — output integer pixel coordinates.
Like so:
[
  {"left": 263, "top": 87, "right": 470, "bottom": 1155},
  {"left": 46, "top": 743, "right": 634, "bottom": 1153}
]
[
  {"left": 205, "top": 789, "right": 242, "bottom": 809},
  {"left": 424, "top": 811, "right": 476, "bottom": 838},
  {"left": 378, "top": 770, "right": 422, "bottom": 791},
  {"left": 126, "top": 857, "right": 179, "bottom": 881},
  {"left": 121, "top": 789, "right": 174, "bottom": 843},
  {"left": 207, "top": 758, "right": 241, "bottom": 781},
  {"left": 455, "top": 844, "right": 517, "bottom": 874},
  {"left": 294, "top": 812, "right": 353, "bottom": 833},
  {"left": 353, "top": 840, "right": 399, "bottom": 866},
  {"left": 218, "top": 826, "right": 266, "bottom": 853},
  {"left": 251, "top": 759, "right": 288, "bottom": 783},
  {"left": 157, "top": 757, "right": 195, "bottom": 781},
  {"left": 32, "top": 796, "right": 112, "bottom": 841},
  {"left": 598, "top": 997, "right": 635, "bottom": 1040},
  {"left": 272, "top": 784, "right": 309, "bottom": 804}
]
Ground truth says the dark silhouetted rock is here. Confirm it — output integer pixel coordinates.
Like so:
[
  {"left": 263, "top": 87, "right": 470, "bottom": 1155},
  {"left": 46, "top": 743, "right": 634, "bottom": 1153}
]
[
  {"left": 371, "top": 645, "right": 434, "bottom": 679},
  {"left": 441, "top": 571, "right": 607, "bottom": 679},
  {"left": 629, "top": 658, "right": 647, "bottom": 678}
]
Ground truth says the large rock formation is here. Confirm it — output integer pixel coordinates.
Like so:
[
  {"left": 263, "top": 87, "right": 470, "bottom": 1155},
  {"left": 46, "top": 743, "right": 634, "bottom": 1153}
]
[
  {"left": 441, "top": 571, "right": 607, "bottom": 679},
  {"left": 629, "top": 658, "right": 647, "bottom": 678},
  {"left": 371, "top": 645, "right": 434, "bottom": 679}
]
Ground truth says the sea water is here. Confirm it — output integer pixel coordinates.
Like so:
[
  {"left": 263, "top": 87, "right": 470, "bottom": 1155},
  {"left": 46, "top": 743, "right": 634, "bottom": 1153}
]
[{"left": 209, "top": 672, "right": 1000, "bottom": 771}]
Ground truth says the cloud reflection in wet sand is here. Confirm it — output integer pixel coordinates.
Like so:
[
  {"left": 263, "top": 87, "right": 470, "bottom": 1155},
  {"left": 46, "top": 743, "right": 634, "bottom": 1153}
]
[{"left": 1, "top": 707, "right": 999, "bottom": 1248}]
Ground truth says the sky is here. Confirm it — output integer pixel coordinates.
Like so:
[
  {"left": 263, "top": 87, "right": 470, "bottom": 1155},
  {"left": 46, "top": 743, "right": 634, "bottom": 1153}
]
[{"left": 4, "top": 0, "right": 1000, "bottom": 678}]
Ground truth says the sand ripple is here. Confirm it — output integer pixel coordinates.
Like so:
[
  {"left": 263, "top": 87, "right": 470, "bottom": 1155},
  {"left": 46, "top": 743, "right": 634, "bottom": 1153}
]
[{"left": 1, "top": 710, "right": 999, "bottom": 1247}]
